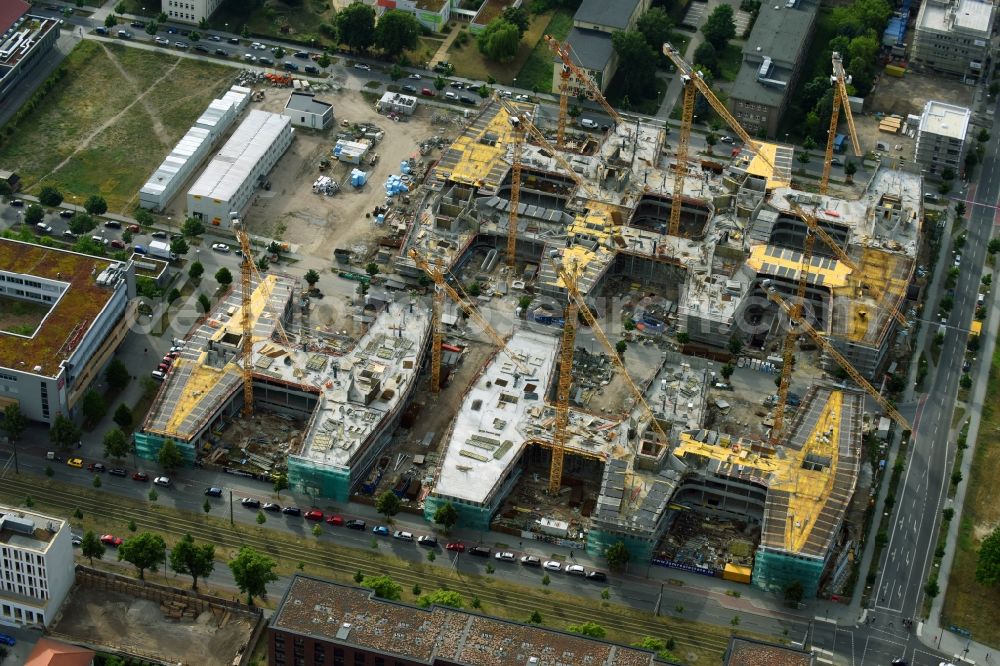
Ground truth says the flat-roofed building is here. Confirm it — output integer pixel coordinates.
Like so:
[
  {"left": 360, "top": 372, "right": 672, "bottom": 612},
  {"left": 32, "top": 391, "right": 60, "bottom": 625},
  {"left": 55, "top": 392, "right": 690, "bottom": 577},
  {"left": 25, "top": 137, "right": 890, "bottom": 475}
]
[
  {"left": 186, "top": 110, "right": 293, "bottom": 225},
  {"left": 912, "top": 0, "right": 996, "bottom": 82},
  {"left": 914, "top": 100, "right": 971, "bottom": 178},
  {"left": 162, "top": 0, "right": 224, "bottom": 25},
  {"left": 0, "top": 239, "right": 135, "bottom": 425},
  {"left": 0, "top": 3, "right": 61, "bottom": 104},
  {"left": 0, "top": 505, "right": 75, "bottom": 628},
  {"left": 283, "top": 92, "right": 335, "bottom": 129}
]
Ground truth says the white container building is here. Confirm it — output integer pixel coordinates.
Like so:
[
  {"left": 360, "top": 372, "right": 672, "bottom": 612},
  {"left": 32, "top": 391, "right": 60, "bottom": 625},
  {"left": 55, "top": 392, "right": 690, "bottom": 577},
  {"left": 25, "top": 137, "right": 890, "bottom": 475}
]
[{"left": 186, "top": 110, "right": 293, "bottom": 225}]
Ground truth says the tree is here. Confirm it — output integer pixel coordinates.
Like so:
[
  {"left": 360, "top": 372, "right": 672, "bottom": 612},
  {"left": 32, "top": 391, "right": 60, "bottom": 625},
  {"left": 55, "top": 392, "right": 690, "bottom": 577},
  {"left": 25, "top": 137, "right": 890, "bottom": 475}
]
[
  {"left": 390, "top": 64, "right": 403, "bottom": 81},
  {"left": 728, "top": 337, "right": 743, "bottom": 355},
  {"left": 978, "top": 128, "right": 991, "bottom": 143},
  {"left": 115, "top": 1, "right": 126, "bottom": 12},
  {"left": 988, "top": 238, "right": 1000, "bottom": 255},
  {"left": 2, "top": 403, "right": 25, "bottom": 445},
  {"left": 105, "top": 14, "right": 118, "bottom": 28},
  {"left": 197, "top": 293, "right": 211, "bottom": 314},
  {"left": 375, "top": 10, "right": 421, "bottom": 59},
  {"left": 844, "top": 159, "right": 857, "bottom": 183},
  {"left": 171, "top": 236, "right": 189, "bottom": 256},
  {"left": 189, "top": 261, "right": 204, "bottom": 281},
  {"left": 637, "top": 7, "right": 673, "bottom": 53},
  {"left": 170, "top": 533, "right": 215, "bottom": 590},
  {"left": 69, "top": 213, "right": 97, "bottom": 235},
  {"left": 81, "top": 389, "right": 106, "bottom": 425},
  {"left": 418, "top": 589, "right": 464, "bottom": 608},
  {"left": 158, "top": 439, "right": 184, "bottom": 471},
  {"left": 434, "top": 75, "right": 447, "bottom": 91},
  {"left": 337, "top": 3, "right": 377, "bottom": 52},
  {"left": 693, "top": 42, "right": 718, "bottom": 73},
  {"left": 375, "top": 490, "right": 401, "bottom": 519},
  {"left": 784, "top": 580, "right": 804, "bottom": 604},
  {"left": 615, "top": 340, "right": 627, "bottom": 356},
  {"left": 529, "top": 610, "right": 543, "bottom": 623},
  {"left": 605, "top": 541, "right": 630, "bottom": 570},
  {"left": 720, "top": 363, "right": 735, "bottom": 381},
  {"left": 84, "top": 195, "right": 108, "bottom": 215},
  {"left": 318, "top": 53, "right": 332, "bottom": 68},
  {"left": 105, "top": 358, "right": 131, "bottom": 391},
  {"left": 362, "top": 574, "right": 402, "bottom": 599},
  {"left": 103, "top": 427, "right": 130, "bottom": 460},
  {"left": 168, "top": 287, "right": 181, "bottom": 303},
  {"left": 145, "top": 21, "right": 159, "bottom": 36},
  {"left": 941, "top": 167, "right": 956, "bottom": 182},
  {"left": 702, "top": 4, "right": 735, "bottom": 48},
  {"left": 434, "top": 501, "right": 459, "bottom": 533},
  {"left": 242, "top": 23, "right": 251, "bottom": 38},
  {"left": 118, "top": 532, "right": 166, "bottom": 580},
  {"left": 24, "top": 204, "right": 44, "bottom": 226},
  {"left": 677, "top": 332, "right": 690, "bottom": 344},
  {"left": 611, "top": 31, "right": 657, "bottom": 102},
  {"left": 182, "top": 217, "right": 205, "bottom": 237},
  {"left": 189, "top": 31, "right": 201, "bottom": 42},
  {"left": 634, "top": 637, "right": 675, "bottom": 660},
  {"left": 304, "top": 269, "right": 321, "bottom": 287},
  {"left": 961, "top": 374, "right": 972, "bottom": 389},
  {"left": 50, "top": 413, "right": 82, "bottom": 449},
  {"left": 501, "top": 6, "right": 530, "bottom": 37},
  {"left": 38, "top": 186, "right": 63, "bottom": 207},
  {"left": 705, "top": 132, "right": 718, "bottom": 154},
  {"left": 365, "top": 262, "right": 380, "bottom": 276},
  {"left": 113, "top": 402, "right": 135, "bottom": 430},
  {"left": 215, "top": 267, "right": 233, "bottom": 287},
  {"left": 229, "top": 546, "right": 279, "bottom": 605},
  {"left": 478, "top": 19, "right": 521, "bottom": 63},
  {"left": 256, "top": 256, "right": 269, "bottom": 272},
  {"left": 567, "top": 622, "right": 606, "bottom": 638},
  {"left": 81, "top": 530, "right": 105, "bottom": 566}
]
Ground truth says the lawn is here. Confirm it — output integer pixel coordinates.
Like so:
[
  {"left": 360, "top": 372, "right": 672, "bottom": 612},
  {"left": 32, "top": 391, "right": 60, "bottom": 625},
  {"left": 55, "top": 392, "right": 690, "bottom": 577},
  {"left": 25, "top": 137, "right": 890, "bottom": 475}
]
[
  {"left": 941, "top": 343, "right": 1000, "bottom": 643},
  {"left": 717, "top": 43, "right": 742, "bottom": 82},
  {"left": 0, "top": 41, "right": 234, "bottom": 215},
  {"left": 514, "top": 9, "right": 574, "bottom": 91},
  {"left": 211, "top": 0, "right": 338, "bottom": 47},
  {"left": 404, "top": 36, "right": 446, "bottom": 68}
]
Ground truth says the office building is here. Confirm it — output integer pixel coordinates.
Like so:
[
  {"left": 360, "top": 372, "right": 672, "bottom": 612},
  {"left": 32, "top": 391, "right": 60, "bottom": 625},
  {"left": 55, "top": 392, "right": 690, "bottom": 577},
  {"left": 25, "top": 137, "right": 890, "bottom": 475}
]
[
  {"left": 0, "top": 2, "right": 61, "bottom": 104},
  {"left": 162, "top": 0, "right": 224, "bottom": 26},
  {"left": 911, "top": 0, "right": 996, "bottom": 82},
  {"left": 283, "top": 92, "right": 335, "bottom": 129},
  {"left": 913, "top": 100, "right": 971, "bottom": 178},
  {"left": 0, "top": 506, "right": 75, "bottom": 628}
]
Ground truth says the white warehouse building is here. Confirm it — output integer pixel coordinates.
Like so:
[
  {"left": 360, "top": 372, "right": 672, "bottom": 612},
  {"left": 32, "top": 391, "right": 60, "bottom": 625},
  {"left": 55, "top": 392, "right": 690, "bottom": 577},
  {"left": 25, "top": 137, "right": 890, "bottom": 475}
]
[
  {"left": 282, "top": 92, "right": 335, "bottom": 130},
  {"left": 186, "top": 110, "right": 293, "bottom": 225},
  {"left": 0, "top": 506, "right": 75, "bottom": 628},
  {"left": 139, "top": 85, "right": 250, "bottom": 211}
]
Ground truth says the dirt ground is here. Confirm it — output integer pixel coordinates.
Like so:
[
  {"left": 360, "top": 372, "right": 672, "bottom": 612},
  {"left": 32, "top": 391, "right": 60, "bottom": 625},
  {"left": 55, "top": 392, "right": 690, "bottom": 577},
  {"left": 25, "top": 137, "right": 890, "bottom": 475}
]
[
  {"left": 853, "top": 70, "right": 977, "bottom": 162},
  {"left": 51, "top": 587, "right": 254, "bottom": 666}
]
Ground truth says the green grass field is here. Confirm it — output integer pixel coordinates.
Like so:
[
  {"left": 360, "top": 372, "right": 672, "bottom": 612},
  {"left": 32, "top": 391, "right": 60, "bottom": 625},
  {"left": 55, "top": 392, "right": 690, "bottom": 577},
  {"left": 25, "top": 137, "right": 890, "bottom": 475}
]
[
  {"left": 0, "top": 41, "right": 234, "bottom": 215},
  {"left": 514, "top": 9, "right": 574, "bottom": 92},
  {"left": 941, "top": 342, "right": 1000, "bottom": 644},
  {"left": 211, "top": 0, "right": 338, "bottom": 46}
]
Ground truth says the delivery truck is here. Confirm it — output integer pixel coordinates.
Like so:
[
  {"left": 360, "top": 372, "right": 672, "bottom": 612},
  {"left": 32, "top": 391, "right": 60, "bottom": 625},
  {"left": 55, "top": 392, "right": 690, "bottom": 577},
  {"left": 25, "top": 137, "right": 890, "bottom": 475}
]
[{"left": 148, "top": 240, "right": 177, "bottom": 261}]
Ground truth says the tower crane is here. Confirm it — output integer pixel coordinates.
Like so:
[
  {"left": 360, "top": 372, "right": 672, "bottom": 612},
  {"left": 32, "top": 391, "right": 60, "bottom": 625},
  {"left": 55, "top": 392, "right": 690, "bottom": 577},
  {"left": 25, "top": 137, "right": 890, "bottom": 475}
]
[
  {"left": 821, "top": 52, "right": 862, "bottom": 195},
  {"left": 760, "top": 282, "right": 912, "bottom": 431},
  {"left": 409, "top": 249, "right": 531, "bottom": 389},
  {"left": 545, "top": 35, "right": 624, "bottom": 141},
  {"left": 548, "top": 261, "right": 580, "bottom": 494},
  {"left": 771, "top": 230, "right": 815, "bottom": 442},
  {"left": 547, "top": 253, "right": 672, "bottom": 493},
  {"left": 661, "top": 43, "right": 776, "bottom": 236},
  {"left": 555, "top": 64, "right": 572, "bottom": 148},
  {"left": 507, "top": 113, "right": 526, "bottom": 268},
  {"left": 232, "top": 219, "right": 255, "bottom": 418}
]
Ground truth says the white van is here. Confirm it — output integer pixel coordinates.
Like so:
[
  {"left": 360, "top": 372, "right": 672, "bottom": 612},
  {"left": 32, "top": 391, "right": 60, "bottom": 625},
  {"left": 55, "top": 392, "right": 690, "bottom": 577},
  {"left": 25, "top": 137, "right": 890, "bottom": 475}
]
[{"left": 580, "top": 118, "right": 598, "bottom": 128}]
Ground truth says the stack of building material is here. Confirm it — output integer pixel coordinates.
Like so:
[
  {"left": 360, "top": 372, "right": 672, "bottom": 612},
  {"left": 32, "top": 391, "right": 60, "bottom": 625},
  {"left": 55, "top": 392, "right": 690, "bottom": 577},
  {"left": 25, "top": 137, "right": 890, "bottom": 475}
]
[{"left": 879, "top": 115, "right": 902, "bottom": 134}]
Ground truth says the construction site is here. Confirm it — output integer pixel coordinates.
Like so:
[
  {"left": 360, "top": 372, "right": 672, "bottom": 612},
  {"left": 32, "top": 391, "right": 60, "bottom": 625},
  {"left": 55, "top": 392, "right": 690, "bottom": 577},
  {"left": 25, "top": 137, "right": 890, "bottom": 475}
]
[{"left": 137, "top": 44, "right": 923, "bottom": 599}]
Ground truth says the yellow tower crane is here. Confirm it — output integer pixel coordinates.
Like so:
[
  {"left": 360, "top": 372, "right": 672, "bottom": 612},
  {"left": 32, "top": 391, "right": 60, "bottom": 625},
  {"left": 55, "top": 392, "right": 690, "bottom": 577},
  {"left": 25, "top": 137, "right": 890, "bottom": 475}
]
[
  {"left": 661, "top": 43, "right": 777, "bottom": 236},
  {"left": 549, "top": 262, "right": 580, "bottom": 494},
  {"left": 232, "top": 219, "right": 255, "bottom": 418},
  {"left": 409, "top": 250, "right": 531, "bottom": 388},
  {"left": 507, "top": 113, "right": 526, "bottom": 269},
  {"left": 821, "top": 52, "right": 862, "bottom": 195},
  {"left": 545, "top": 35, "right": 624, "bottom": 140},
  {"left": 555, "top": 64, "right": 572, "bottom": 148},
  {"left": 771, "top": 229, "right": 815, "bottom": 442},
  {"left": 547, "top": 253, "right": 673, "bottom": 492},
  {"left": 761, "top": 282, "right": 912, "bottom": 431}
]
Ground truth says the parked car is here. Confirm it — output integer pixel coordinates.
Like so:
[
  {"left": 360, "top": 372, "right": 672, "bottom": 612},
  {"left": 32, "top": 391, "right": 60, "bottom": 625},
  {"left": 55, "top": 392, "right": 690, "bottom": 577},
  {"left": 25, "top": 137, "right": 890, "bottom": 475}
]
[
  {"left": 346, "top": 519, "right": 366, "bottom": 530},
  {"left": 209, "top": 35, "right": 222, "bottom": 42},
  {"left": 214, "top": 48, "right": 228, "bottom": 57},
  {"left": 212, "top": 242, "right": 230, "bottom": 252},
  {"left": 294, "top": 51, "right": 310, "bottom": 59},
  {"left": 110, "top": 239, "right": 126, "bottom": 249},
  {"left": 8, "top": 199, "right": 23, "bottom": 207},
  {"left": 585, "top": 571, "right": 607, "bottom": 582},
  {"left": 262, "top": 502, "right": 282, "bottom": 512},
  {"left": 494, "top": 551, "right": 516, "bottom": 562},
  {"left": 229, "top": 37, "right": 240, "bottom": 44},
  {"left": 257, "top": 57, "right": 274, "bottom": 66},
  {"left": 241, "top": 497, "right": 262, "bottom": 509},
  {"left": 326, "top": 515, "right": 344, "bottom": 526},
  {"left": 72, "top": 535, "right": 83, "bottom": 546},
  {"left": 408, "top": 73, "right": 421, "bottom": 80},
  {"left": 460, "top": 96, "right": 476, "bottom": 105},
  {"left": 421, "top": 88, "right": 435, "bottom": 97},
  {"left": 127, "top": 223, "right": 141, "bottom": 232},
  {"left": 100, "top": 534, "right": 123, "bottom": 547},
  {"left": 417, "top": 535, "right": 438, "bottom": 547},
  {"left": 87, "top": 462, "right": 106, "bottom": 473},
  {"left": 154, "top": 37, "right": 169, "bottom": 45},
  {"left": 284, "top": 62, "right": 299, "bottom": 71},
  {"left": 133, "top": 245, "right": 147, "bottom": 255},
  {"left": 282, "top": 506, "right": 302, "bottom": 516},
  {"left": 174, "top": 41, "right": 188, "bottom": 49},
  {"left": 194, "top": 45, "right": 209, "bottom": 53},
  {"left": 67, "top": 458, "right": 83, "bottom": 468},
  {"left": 372, "top": 525, "right": 390, "bottom": 536},
  {"left": 445, "top": 542, "right": 465, "bottom": 552},
  {"left": 104, "top": 220, "right": 121, "bottom": 229},
  {"left": 62, "top": 230, "right": 76, "bottom": 239},
  {"left": 35, "top": 223, "right": 52, "bottom": 234},
  {"left": 304, "top": 65, "right": 319, "bottom": 74},
  {"left": 132, "top": 471, "right": 150, "bottom": 481},
  {"left": 520, "top": 555, "right": 541, "bottom": 567},
  {"left": 109, "top": 467, "right": 128, "bottom": 477},
  {"left": 719, "top": 135, "right": 734, "bottom": 144},
  {"left": 566, "top": 564, "right": 586, "bottom": 576},
  {"left": 392, "top": 530, "right": 413, "bottom": 541},
  {"left": 153, "top": 476, "right": 171, "bottom": 487},
  {"left": 542, "top": 560, "right": 562, "bottom": 572},
  {"left": 59, "top": 209, "right": 75, "bottom": 218},
  {"left": 95, "top": 26, "right": 108, "bottom": 35},
  {"left": 402, "top": 85, "right": 417, "bottom": 94},
  {"left": 445, "top": 91, "right": 458, "bottom": 100},
  {"left": 205, "top": 487, "right": 223, "bottom": 497},
  {"left": 151, "top": 370, "right": 166, "bottom": 381},
  {"left": 0, "top": 634, "right": 15, "bottom": 647},
  {"left": 304, "top": 509, "right": 324, "bottom": 521},
  {"left": 353, "top": 62, "right": 371, "bottom": 71},
  {"left": 151, "top": 230, "right": 168, "bottom": 239},
  {"left": 469, "top": 546, "right": 491, "bottom": 557}
]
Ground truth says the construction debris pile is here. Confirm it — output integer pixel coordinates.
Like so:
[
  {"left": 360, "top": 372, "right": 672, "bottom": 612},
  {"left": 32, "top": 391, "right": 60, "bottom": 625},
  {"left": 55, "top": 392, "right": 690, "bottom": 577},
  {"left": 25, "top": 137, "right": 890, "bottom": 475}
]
[{"left": 655, "top": 513, "right": 757, "bottom": 573}]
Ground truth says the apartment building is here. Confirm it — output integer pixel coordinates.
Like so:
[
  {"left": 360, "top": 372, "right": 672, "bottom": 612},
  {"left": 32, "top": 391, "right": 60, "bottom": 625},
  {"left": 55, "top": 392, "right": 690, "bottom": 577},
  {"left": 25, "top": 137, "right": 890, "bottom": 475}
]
[
  {"left": 161, "top": 0, "right": 224, "bottom": 26},
  {"left": 0, "top": 507, "right": 74, "bottom": 628},
  {"left": 728, "top": 0, "right": 819, "bottom": 137},
  {"left": 913, "top": 100, "right": 971, "bottom": 178},
  {"left": 911, "top": 0, "right": 996, "bottom": 83}
]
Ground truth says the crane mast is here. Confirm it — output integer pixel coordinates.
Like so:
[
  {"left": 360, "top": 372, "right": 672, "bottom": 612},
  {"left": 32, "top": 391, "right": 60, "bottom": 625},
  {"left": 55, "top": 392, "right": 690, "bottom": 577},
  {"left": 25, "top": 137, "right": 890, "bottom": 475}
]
[
  {"left": 772, "top": 230, "right": 814, "bottom": 442},
  {"left": 550, "top": 300, "right": 577, "bottom": 494},
  {"left": 821, "top": 52, "right": 862, "bottom": 194},
  {"left": 233, "top": 220, "right": 255, "bottom": 417},
  {"left": 669, "top": 79, "right": 696, "bottom": 236},
  {"left": 507, "top": 115, "right": 526, "bottom": 269}
]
